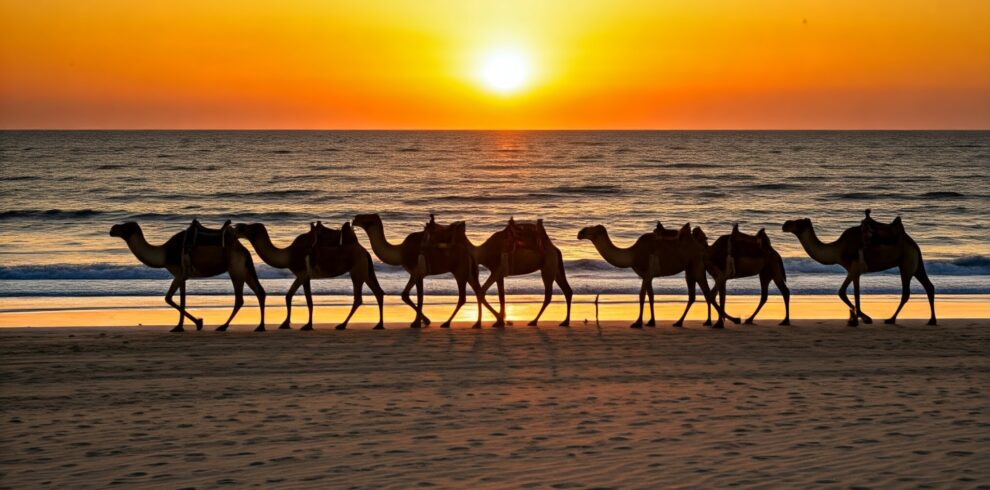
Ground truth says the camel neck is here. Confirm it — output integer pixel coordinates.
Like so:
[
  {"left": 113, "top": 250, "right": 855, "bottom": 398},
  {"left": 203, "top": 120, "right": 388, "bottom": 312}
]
[
  {"left": 125, "top": 229, "right": 167, "bottom": 268},
  {"left": 592, "top": 231, "right": 634, "bottom": 268},
  {"left": 798, "top": 225, "right": 841, "bottom": 265},
  {"left": 249, "top": 227, "right": 292, "bottom": 269},
  {"left": 363, "top": 223, "right": 403, "bottom": 266}
]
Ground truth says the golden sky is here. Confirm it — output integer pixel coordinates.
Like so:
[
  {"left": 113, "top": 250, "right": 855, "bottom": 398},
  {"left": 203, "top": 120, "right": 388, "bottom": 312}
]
[{"left": 1, "top": 0, "right": 988, "bottom": 129}]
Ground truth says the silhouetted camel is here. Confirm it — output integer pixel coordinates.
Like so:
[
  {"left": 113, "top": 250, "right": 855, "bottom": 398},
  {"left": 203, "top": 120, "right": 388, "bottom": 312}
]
[
  {"left": 234, "top": 221, "right": 385, "bottom": 330},
  {"left": 470, "top": 218, "right": 573, "bottom": 327},
  {"left": 693, "top": 224, "right": 790, "bottom": 326},
  {"left": 783, "top": 210, "right": 935, "bottom": 326},
  {"left": 352, "top": 214, "right": 497, "bottom": 328},
  {"left": 578, "top": 222, "right": 729, "bottom": 328},
  {"left": 109, "top": 220, "right": 266, "bottom": 332}
]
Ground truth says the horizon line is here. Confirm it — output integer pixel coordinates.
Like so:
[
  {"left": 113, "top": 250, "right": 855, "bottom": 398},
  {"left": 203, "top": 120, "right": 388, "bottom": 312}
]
[{"left": 2, "top": 128, "right": 988, "bottom": 132}]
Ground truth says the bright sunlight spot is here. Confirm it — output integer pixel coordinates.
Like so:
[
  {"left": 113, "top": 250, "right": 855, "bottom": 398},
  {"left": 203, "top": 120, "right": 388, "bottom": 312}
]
[{"left": 478, "top": 49, "right": 530, "bottom": 94}]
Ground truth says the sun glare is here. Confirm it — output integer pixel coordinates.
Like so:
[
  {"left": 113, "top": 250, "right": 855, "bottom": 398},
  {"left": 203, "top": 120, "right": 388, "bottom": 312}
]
[{"left": 478, "top": 49, "right": 530, "bottom": 94}]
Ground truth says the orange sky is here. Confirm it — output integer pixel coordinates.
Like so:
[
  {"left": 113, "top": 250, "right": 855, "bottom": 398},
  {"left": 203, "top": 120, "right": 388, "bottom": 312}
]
[{"left": 1, "top": 0, "right": 988, "bottom": 129}]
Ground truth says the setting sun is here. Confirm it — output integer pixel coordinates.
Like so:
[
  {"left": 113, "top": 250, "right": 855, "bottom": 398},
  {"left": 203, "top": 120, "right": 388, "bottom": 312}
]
[{"left": 478, "top": 49, "right": 530, "bottom": 95}]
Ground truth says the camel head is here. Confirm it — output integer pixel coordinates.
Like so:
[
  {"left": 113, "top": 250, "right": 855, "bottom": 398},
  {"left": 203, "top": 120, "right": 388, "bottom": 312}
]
[
  {"left": 232, "top": 223, "right": 266, "bottom": 241},
  {"left": 577, "top": 225, "right": 606, "bottom": 241},
  {"left": 782, "top": 218, "right": 812, "bottom": 235},
  {"left": 109, "top": 221, "right": 141, "bottom": 239},
  {"left": 352, "top": 213, "right": 382, "bottom": 231}
]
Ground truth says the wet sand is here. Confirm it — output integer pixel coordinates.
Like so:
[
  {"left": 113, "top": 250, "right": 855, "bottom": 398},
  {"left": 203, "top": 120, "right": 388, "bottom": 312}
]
[{"left": 1, "top": 319, "right": 988, "bottom": 488}]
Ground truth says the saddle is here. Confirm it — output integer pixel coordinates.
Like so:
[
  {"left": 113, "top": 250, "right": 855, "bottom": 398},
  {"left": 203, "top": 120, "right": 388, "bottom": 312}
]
[
  {"left": 181, "top": 219, "right": 232, "bottom": 275},
  {"left": 303, "top": 221, "right": 356, "bottom": 276},
  {"left": 861, "top": 209, "right": 903, "bottom": 247},
  {"left": 654, "top": 221, "right": 691, "bottom": 241},
  {"left": 726, "top": 224, "right": 771, "bottom": 277},
  {"left": 422, "top": 214, "right": 466, "bottom": 249},
  {"left": 504, "top": 217, "right": 548, "bottom": 255}
]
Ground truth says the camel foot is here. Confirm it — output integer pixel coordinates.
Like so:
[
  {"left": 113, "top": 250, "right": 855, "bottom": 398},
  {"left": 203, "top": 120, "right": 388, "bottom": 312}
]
[
  {"left": 927, "top": 318, "right": 938, "bottom": 326},
  {"left": 278, "top": 322, "right": 292, "bottom": 330},
  {"left": 672, "top": 321, "right": 684, "bottom": 328},
  {"left": 440, "top": 322, "right": 451, "bottom": 329},
  {"left": 492, "top": 320, "right": 505, "bottom": 328},
  {"left": 884, "top": 318, "right": 897, "bottom": 325},
  {"left": 301, "top": 324, "right": 314, "bottom": 331},
  {"left": 373, "top": 323, "right": 385, "bottom": 330},
  {"left": 170, "top": 325, "right": 184, "bottom": 333},
  {"left": 861, "top": 316, "right": 873, "bottom": 324},
  {"left": 422, "top": 316, "right": 432, "bottom": 326},
  {"left": 702, "top": 319, "right": 712, "bottom": 327},
  {"left": 215, "top": 325, "right": 228, "bottom": 332},
  {"left": 194, "top": 318, "right": 204, "bottom": 330},
  {"left": 630, "top": 321, "right": 643, "bottom": 329},
  {"left": 744, "top": 318, "right": 755, "bottom": 325},
  {"left": 507, "top": 320, "right": 515, "bottom": 326},
  {"left": 527, "top": 320, "right": 538, "bottom": 327},
  {"left": 729, "top": 316, "right": 742, "bottom": 325},
  {"left": 646, "top": 319, "right": 656, "bottom": 327},
  {"left": 847, "top": 319, "right": 859, "bottom": 327},
  {"left": 471, "top": 322, "right": 482, "bottom": 329},
  {"left": 712, "top": 321, "right": 725, "bottom": 329},
  {"left": 779, "top": 319, "right": 791, "bottom": 326},
  {"left": 410, "top": 322, "right": 422, "bottom": 329},
  {"left": 559, "top": 320, "right": 570, "bottom": 327},
  {"left": 254, "top": 325, "right": 265, "bottom": 332}
]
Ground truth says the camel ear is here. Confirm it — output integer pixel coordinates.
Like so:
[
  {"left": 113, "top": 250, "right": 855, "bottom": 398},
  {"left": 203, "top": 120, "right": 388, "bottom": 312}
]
[
  {"left": 732, "top": 223, "right": 739, "bottom": 233},
  {"left": 865, "top": 209, "right": 872, "bottom": 218},
  {"left": 429, "top": 214, "right": 436, "bottom": 223}
]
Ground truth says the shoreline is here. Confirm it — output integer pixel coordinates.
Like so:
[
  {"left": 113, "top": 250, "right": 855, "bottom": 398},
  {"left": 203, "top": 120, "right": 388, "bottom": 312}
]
[{"left": 0, "top": 293, "right": 983, "bottom": 328}]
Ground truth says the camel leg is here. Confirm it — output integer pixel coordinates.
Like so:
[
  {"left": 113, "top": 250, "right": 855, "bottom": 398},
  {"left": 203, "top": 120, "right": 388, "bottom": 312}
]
[
  {"left": 632, "top": 278, "right": 648, "bottom": 328},
  {"left": 400, "top": 276, "right": 422, "bottom": 328},
  {"left": 364, "top": 255, "right": 386, "bottom": 330},
  {"left": 885, "top": 268, "right": 912, "bottom": 325},
  {"left": 337, "top": 275, "right": 363, "bottom": 330},
  {"left": 244, "top": 266, "right": 266, "bottom": 332},
  {"left": 774, "top": 273, "right": 791, "bottom": 326},
  {"left": 853, "top": 275, "right": 865, "bottom": 327},
  {"left": 915, "top": 262, "right": 937, "bottom": 326},
  {"left": 555, "top": 257, "right": 573, "bottom": 327},
  {"left": 416, "top": 277, "right": 427, "bottom": 328},
  {"left": 495, "top": 279, "right": 507, "bottom": 327},
  {"left": 746, "top": 273, "right": 771, "bottom": 324},
  {"left": 645, "top": 279, "right": 656, "bottom": 327},
  {"left": 218, "top": 278, "right": 245, "bottom": 332},
  {"left": 838, "top": 275, "right": 857, "bottom": 326},
  {"left": 704, "top": 281, "right": 714, "bottom": 327},
  {"left": 280, "top": 277, "right": 303, "bottom": 330},
  {"left": 696, "top": 273, "right": 727, "bottom": 329},
  {"left": 529, "top": 267, "right": 555, "bottom": 327},
  {"left": 301, "top": 280, "right": 314, "bottom": 330},
  {"left": 165, "top": 279, "right": 185, "bottom": 333},
  {"left": 442, "top": 277, "right": 467, "bottom": 328},
  {"left": 673, "top": 277, "right": 695, "bottom": 328},
  {"left": 718, "top": 278, "right": 742, "bottom": 325},
  {"left": 467, "top": 264, "right": 498, "bottom": 328}
]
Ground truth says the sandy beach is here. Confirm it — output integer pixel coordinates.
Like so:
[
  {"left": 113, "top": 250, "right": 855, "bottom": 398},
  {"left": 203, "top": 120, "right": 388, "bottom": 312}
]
[{"left": 1, "top": 318, "right": 987, "bottom": 488}]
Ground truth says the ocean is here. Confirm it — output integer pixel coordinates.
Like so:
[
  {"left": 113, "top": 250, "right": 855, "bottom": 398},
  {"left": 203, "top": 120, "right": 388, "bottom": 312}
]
[{"left": 1, "top": 130, "right": 988, "bottom": 299}]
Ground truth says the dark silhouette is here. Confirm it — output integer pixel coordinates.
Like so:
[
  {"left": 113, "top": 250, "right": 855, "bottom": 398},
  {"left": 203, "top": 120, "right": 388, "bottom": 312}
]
[
  {"left": 109, "top": 220, "right": 266, "bottom": 332},
  {"left": 352, "top": 213, "right": 497, "bottom": 328},
  {"left": 693, "top": 224, "right": 790, "bottom": 326},
  {"left": 578, "top": 222, "right": 729, "bottom": 328},
  {"left": 783, "top": 210, "right": 935, "bottom": 326},
  {"left": 234, "top": 221, "right": 385, "bottom": 330},
  {"left": 470, "top": 218, "right": 573, "bottom": 327}
]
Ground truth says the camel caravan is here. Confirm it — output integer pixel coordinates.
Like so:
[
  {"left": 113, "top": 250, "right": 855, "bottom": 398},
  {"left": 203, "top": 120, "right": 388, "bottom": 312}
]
[{"left": 109, "top": 209, "right": 936, "bottom": 332}]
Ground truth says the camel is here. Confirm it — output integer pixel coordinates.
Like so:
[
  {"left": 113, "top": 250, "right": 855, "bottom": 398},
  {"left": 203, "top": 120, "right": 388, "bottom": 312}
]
[
  {"left": 352, "top": 213, "right": 498, "bottom": 328},
  {"left": 693, "top": 224, "right": 790, "bottom": 326},
  {"left": 234, "top": 221, "right": 385, "bottom": 330},
  {"left": 782, "top": 210, "right": 936, "bottom": 326},
  {"left": 578, "top": 222, "right": 729, "bottom": 328},
  {"left": 109, "top": 220, "right": 266, "bottom": 332},
  {"left": 470, "top": 218, "right": 573, "bottom": 327}
]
